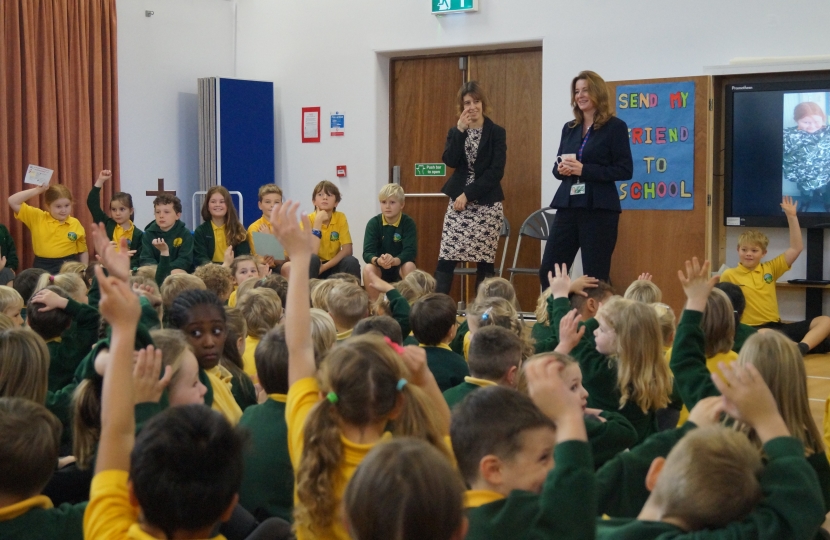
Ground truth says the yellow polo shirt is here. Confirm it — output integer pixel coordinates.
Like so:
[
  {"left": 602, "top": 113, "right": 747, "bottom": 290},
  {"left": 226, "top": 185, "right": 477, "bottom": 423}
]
[
  {"left": 465, "top": 489, "right": 506, "bottom": 508},
  {"left": 382, "top": 213, "right": 402, "bottom": 227},
  {"left": 112, "top": 221, "right": 135, "bottom": 252},
  {"left": 677, "top": 350, "right": 738, "bottom": 426},
  {"left": 246, "top": 216, "right": 271, "bottom": 255},
  {"left": 308, "top": 211, "right": 352, "bottom": 262},
  {"left": 719, "top": 254, "right": 790, "bottom": 326},
  {"left": 205, "top": 365, "right": 242, "bottom": 425},
  {"left": 212, "top": 222, "right": 228, "bottom": 263},
  {"left": 15, "top": 202, "right": 87, "bottom": 258},
  {"left": 242, "top": 335, "right": 260, "bottom": 380}
]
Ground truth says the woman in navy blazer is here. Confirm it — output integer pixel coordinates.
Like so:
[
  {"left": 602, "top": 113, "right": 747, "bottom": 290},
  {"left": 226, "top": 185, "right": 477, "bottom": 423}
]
[
  {"left": 540, "top": 71, "right": 633, "bottom": 286},
  {"left": 435, "top": 81, "right": 507, "bottom": 294}
]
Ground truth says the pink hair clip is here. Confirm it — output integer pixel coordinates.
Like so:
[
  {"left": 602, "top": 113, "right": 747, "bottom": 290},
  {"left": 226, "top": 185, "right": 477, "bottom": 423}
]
[{"left": 383, "top": 336, "right": 405, "bottom": 355}]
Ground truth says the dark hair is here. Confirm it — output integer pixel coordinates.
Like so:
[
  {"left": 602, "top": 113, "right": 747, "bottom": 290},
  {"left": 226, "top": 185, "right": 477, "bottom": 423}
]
[
  {"left": 312, "top": 180, "right": 342, "bottom": 205},
  {"left": 715, "top": 282, "right": 746, "bottom": 328},
  {"left": 169, "top": 289, "right": 226, "bottom": 330},
  {"left": 27, "top": 286, "right": 73, "bottom": 340},
  {"left": 569, "top": 281, "right": 615, "bottom": 313},
  {"left": 468, "top": 326, "right": 523, "bottom": 380},
  {"left": 131, "top": 405, "right": 245, "bottom": 537},
  {"left": 0, "top": 397, "right": 62, "bottom": 497},
  {"left": 352, "top": 316, "right": 403, "bottom": 345},
  {"left": 83, "top": 262, "right": 100, "bottom": 289},
  {"left": 111, "top": 192, "right": 135, "bottom": 221},
  {"left": 255, "top": 326, "right": 289, "bottom": 395},
  {"left": 253, "top": 274, "right": 289, "bottom": 308},
  {"left": 410, "top": 293, "right": 457, "bottom": 346},
  {"left": 13, "top": 268, "right": 48, "bottom": 303},
  {"left": 456, "top": 80, "right": 490, "bottom": 116},
  {"left": 451, "top": 386, "right": 554, "bottom": 486},
  {"left": 345, "top": 438, "right": 465, "bottom": 540},
  {"left": 153, "top": 193, "right": 183, "bottom": 215}
]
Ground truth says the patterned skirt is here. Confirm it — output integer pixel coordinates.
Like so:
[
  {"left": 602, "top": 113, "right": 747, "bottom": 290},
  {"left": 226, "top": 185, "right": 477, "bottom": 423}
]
[{"left": 438, "top": 201, "right": 503, "bottom": 263}]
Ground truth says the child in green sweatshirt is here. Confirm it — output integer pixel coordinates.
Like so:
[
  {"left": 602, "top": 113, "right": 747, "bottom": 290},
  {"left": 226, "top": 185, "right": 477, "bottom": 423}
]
[{"left": 139, "top": 194, "right": 194, "bottom": 273}]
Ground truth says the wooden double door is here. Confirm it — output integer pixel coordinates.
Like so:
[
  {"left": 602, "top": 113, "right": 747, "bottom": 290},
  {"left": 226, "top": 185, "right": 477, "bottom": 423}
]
[{"left": 389, "top": 49, "right": 543, "bottom": 310}]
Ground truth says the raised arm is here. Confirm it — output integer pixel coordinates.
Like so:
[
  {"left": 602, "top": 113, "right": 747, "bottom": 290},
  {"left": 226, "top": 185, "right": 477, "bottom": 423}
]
[
  {"left": 87, "top": 170, "right": 112, "bottom": 224},
  {"left": 271, "top": 201, "right": 317, "bottom": 385},
  {"left": 9, "top": 183, "right": 49, "bottom": 214},
  {"left": 781, "top": 196, "right": 803, "bottom": 266}
]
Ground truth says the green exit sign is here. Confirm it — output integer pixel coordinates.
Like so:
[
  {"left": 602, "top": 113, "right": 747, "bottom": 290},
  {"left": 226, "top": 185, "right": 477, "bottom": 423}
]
[
  {"left": 415, "top": 163, "right": 446, "bottom": 176},
  {"left": 432, "top": 0, "right": 478, "bottom": 15}
]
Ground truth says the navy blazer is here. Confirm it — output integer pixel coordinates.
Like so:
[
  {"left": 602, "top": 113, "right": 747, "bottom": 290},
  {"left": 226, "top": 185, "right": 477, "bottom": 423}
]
[
  {"left": 550, "top": 116, "right": 633, "bottom": 212},
  {"left": 441, "top": 116, "right": 507, "bottom": 205}
]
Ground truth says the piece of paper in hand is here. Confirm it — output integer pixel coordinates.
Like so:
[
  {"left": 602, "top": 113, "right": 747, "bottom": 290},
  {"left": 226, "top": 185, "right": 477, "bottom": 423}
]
[
  {"left": 252, "top": 232, "right": 285, "bottom": 258},
  {"left": 24, "top": 165, "right": 54, "bottom": 186}
]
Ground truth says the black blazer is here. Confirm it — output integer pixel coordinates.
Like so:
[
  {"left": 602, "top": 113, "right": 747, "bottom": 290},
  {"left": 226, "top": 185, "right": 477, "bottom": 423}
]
[
  {"left": 550, "top": 115, "right": 633, "bottom": 212},
  {"left": 441, "top": 116, "right": 506, "bottom": 204}
]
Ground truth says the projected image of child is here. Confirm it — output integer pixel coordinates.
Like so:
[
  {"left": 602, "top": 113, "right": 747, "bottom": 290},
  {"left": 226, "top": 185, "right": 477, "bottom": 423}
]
[{"left": 783, "top": 100, "right": 830, "bottom": 212}]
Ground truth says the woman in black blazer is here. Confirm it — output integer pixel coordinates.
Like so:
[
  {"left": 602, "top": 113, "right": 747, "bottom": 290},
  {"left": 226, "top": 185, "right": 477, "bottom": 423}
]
[
  {"left": 540, "top": 71, "right": 633, "bottom": 286},
  {"left": 435, "top": 81, "right": 507, "bottom": 294}
]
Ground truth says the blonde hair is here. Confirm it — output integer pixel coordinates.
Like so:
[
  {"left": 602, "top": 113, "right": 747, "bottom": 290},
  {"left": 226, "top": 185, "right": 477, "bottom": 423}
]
[
  {"left": 468, "top": 297, "right": 534, "bottom": 359},
  {"left": 378, "top": 184, "right": 405, "bottom": 204},
  {"left": 194, "top": 264, "right": 234, "bottom": 300},
  {"left": 224, "top": 307, "right": 248, "bottom": 349},
  {"left": 651, "top": 303, "right": 676, "bottom": 346},
  {"left": 0, "top": 313, "right": 14, "bottom": 331},
  {"left": 327, "top": 283, "right": 368, "bottom": 329},
  {"left": 160, "top": 274, "right": 206, "bottom": 309},
  {"left": 0, "top": 286, "right": 24, "bottom": 314},
  {"left": 0, "top": 328, "right": 50, "bottom": 404},
  {"left": 372, "top": 293, "right": 390, "bottom": 316},
  {"left": 150, "top": 329, "right": 191, "bottom": 385},
  {"left": 238, "top": 288, "right": 283, "bottom": 338},
  {"left": 258, "top": 183, "right": 283, "bottom": 201},
  {"left": 597, "top": 297, "right": 672, "bottom": 413},
  {"left": 651, "top": 426, "right": 762, "bottom": 530},
  {"left": 59, "top": 261, "right": 87, "bottom": 276},
  {"left": 394, "top": 270, "right": 436, "bottom": 305},
  {"left": 234, "top": 277, "right": 259, "bottom": 307},
  {"left": 311, "top": 280, "right": 337, "bottom": 311},
  {"left": 35, "top": 273, "right": 86, "bottom": 300},
  {"left": 702, "top": 289, "right": 735, "bottom": 357},
  {"left": 624, "top": 280, "right": 662, "bottom": 304},
  {"left": 72, "top": 378, "right": 101, "bottom": 470},
  {"left": 569, "top": 71, "right": 614, "bottom": 129},
  {"left": 736, "top": 331, "right": 824, "bottom": 455},
  {"left": 294, "top": 334, "right": 450, "bottom": 532},
  {"left": 476, "top": 276, "right": 519, "bottom": 310},
  {"left": 736, "top": 230, "right": 769, "bottom": 251},
  {"left": 309, "top": 309, "right": 337, "bottom": 366},
  {"left": 134, "top": 265, "right": 158, "bottom": 280},
  {"left": 535, "top": 288, "right": 553, "bottom": 326}
]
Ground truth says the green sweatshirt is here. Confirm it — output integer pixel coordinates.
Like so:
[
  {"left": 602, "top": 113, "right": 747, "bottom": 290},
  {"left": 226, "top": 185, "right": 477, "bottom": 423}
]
[
  {"left": 531, "top": 321, "right": 557, "bottom": 353},
  {"left": 192, "top": 220, "right": 251, "bottom": 267},
  {"left": 361, "top": 213, "right": 417, "bottom": 265},
  {"left": 586, "top": 411, "right": 639, "bottom": 470},
  {"left": 465, "top": 440, "right": 596, "bottom": 540},
  {"left": 450, "top": 319, "right": 469, "bottom": 355},
  {"left": 139, "top": 219, "right": 194, "bottom": 272},
  {"left": 238, "top": 397, "right": 294, "bottom": 522},
  {"left": 46, "top": 299, "right": 100, "bottom": 392},
  {"left": 386, "top": 288, "right": 412, "bottom": 339},
  {"left": 0, "top": 500, "right": 86, "bottom": 540},
  {"left": 733, "top": 323, "right": 757, "bottom": 353},
  {"left": 423, "top": 346, "right": 470, "bottom": 392},
  {"left": 0, "top": 223, "right": 19, "bottom": 271},
  {"left": 444, "top": 380, "right": 483, "bottom": 409},
  {"left": 595, "top": 437, "right": 824, "bottom": 540},
  {"left": 86, "top": 186, "right": 144, "bottom": 268}
]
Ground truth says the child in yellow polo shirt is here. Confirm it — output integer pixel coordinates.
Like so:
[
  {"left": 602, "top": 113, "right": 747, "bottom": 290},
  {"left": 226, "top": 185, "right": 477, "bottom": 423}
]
[
  {"left": 9, "top": 181, "right": 88, "bottom": 273},
  {"left": 307, "top": 180, "right": 361, "bottom": 280}
]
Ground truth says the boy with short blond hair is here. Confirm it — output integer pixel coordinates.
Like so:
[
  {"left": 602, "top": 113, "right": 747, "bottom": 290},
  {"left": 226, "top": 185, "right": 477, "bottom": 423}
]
[
  {"left": 362, "top": 184, "right": 417, "bottom": 301},
  {"left": 720, "top": 196, "right": 830, "bottom": 355},
  {"left": 326, "top": 282, "right": 369, "bottom": 340},
  {"left": 160, "top": 273, "right": 206, "bottom": 320},
  {"left": 140, "top": 194, "right": 194, "bottom": 273},
  {"left": 238, "top": 288, "right": 283, "bottom": 378}
]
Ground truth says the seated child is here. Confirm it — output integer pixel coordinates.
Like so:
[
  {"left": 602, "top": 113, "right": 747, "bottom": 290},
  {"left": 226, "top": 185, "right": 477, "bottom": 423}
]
[
  {"left": 308, "top": 308, "right": 337, "bottom": 365},
  {"left": 227, "top": 255, "right": 259, "bottom": 307},
  {"left": 0, "top": 222, "right": 18, "bottom": 286},
  {"left": 362, "top": 184, "right": 417, "bottom": 301},
  {"left": 410, "top": 293, "right": 469, "bottom": 392},
  {"left": 254, "top": 274, "right": 289, "bottom": 309},
  {"left": 238, "top": 288, "right": 283, "bottom": 378},
  {"left": 452, "top": 360, "right": 596, "bottom": 540},
  {"left": 12, "top": 267, "right": 47, "bottom": 310},
  {"left": 306, "top": 180, "right": 361, "bottom": 279},
  {"left": 715, "top": 281, "right": 757, "bottom": 353},
  {"left": 352, "top": 315, "right": 404, "bottom": 345},
  {"left": 238, "top": 326, "right": 294, "bottom": 523},
  {"left": 394, "top": 269, "right": 436, "bottom": 305},
  {"left": 159, "top": 273, "right": 205, "bottom": 326},
  {"left": 450, "top": 277, "right": 519, "bottom": 355},
  {"left": 327, "top": 282, "right": 369, "bottom": 340},
  {"left": 9, "top": 182, "right": 88, "bottom": 272},
  {"left": 139, "top": 193, "right": 194, "bottom": 274},
  {"left": 530, "top": 276, "right": 611, "bottom": 354},
  {"left": 28, "top": 286, "right": 99, "bottom": 392},
  {"left": 149, "top": 329, "right": 207, "bottom": 406},
  {"left": 623, "top": 277, "right": 661, "bottom": 303},
  {"left": 443, "top": 325, "right": 522, "bottom": 408},
  {"left": 34, "top": 272, "right": 88, "bottom": 304},
  {"left": 465, "top": 296, "right": 534, "bottom": 361},
  {"left": 720, "top": 196, "right": 830, "bottom": 355},
  {"left": 194, "top": 186, "right": 251, "bottom": 266},
  {"left": 193, "top": 263, "right": 234, "bottom": 303},
  {"left": 344, "top": 438, "right": 466, "bottom": 540},
  {"left": 87, "top": 170, "right": 143, "bottom": 268},
  {"left": 221, "top": 307, "right": 259, "bottom": 411},
  {"left": 311, "top": 279, "right": 338, "bottom": 311},
  {"left": 0, "top": 285, "right": 24, "bottom": 327},
  {"left": 247, "top": 184, "right": 311, "bottom": 276},
  {"left": 0, "top": 398, "right": 85, "bottom": 540}
]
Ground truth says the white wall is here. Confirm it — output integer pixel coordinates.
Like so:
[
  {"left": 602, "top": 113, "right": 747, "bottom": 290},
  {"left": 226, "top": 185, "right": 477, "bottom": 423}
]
[{"left": 117, "top": 0, "right": 236, "bottom": 228}]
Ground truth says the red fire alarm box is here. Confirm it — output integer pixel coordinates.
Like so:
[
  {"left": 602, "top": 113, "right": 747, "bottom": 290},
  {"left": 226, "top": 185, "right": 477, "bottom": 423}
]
[{"left": 336, "top": 165, "right": 347, "bottom": 177}]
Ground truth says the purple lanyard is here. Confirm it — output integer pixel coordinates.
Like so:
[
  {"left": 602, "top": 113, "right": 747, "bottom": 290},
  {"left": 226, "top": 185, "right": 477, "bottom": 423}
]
[{"left": 578, "top": 126, "right": 592, "bottom": 162}]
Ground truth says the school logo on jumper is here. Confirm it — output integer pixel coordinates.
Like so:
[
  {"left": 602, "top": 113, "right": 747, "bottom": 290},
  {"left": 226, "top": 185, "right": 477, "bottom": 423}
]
[
  {"left": 764, "top": 273, "right": 773, "bottom": 284},
  {"left": 67, "top": 232, "right": 78, "bottom": 241},
  {"left": 330, "top": 232, "right": 340, "bottom": 241},
  {"left": 393, "top": 233, "right": 402, "bottom": 242},
  {"left": 173, "top": 237, "right": 183, "bottom": 247},
  {"left": 126, "top": 239, "right": 132, "bottom": 247}
]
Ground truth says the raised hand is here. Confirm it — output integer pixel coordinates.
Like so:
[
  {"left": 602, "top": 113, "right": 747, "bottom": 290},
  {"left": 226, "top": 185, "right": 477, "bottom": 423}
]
[
  {"left": 569, "top": 274, "right": 599, "bottom": 297},
  {"left": 132, "top": 282, "right": 162, "bottom": 307},
  {"left": 554, "top": 309, "right": 585, "bottom": 355},
  {"left": 457, "top": 110, "right": 471, "bottom": 132},
  {"left": 92, "top": 222, "right": 130, "bottom": 281},
  {"left": 637, "top": 272, "right": 653, "bottom": 281},
  {"left": 711, "top": 361, "right": 788, "bottom": 442},
  {"left": 30, "top": 289, "right": 69, "bottom": 312},
  {"left": 222, "top": 245, "right": 234, "bottom": 268},
  {"left": 132, "top": 345, "right": 172, "bottom": 404},
  {"left": 270, "top": 200, "right": 313, "bottom": 259},
  {"left": 95, "top": 170, "right": 113, "bottom": 188},
  {"left": 686, "top": 395, "right": 725, "bottom": 428},
  {"left": 152, "top": 238, "right": 169, "bottom": 257},
  {"left": 677, "top": 257, "right": 718, "bottom": 312},
  {"left": 548, "top": 263, "right": 572, "bottom": 299},
  {"left": 781, "top": 195, "right": 798, "bottom": 218},
  {"left": 95, "top": 265, "right": 141, "bottom": 330},
  {"left": 525, "top": 356, "right": 587, "bottom": 441}
]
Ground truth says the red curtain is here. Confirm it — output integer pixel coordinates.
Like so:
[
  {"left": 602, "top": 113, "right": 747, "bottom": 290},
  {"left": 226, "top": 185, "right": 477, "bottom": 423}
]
[{"left": 0, "top": 0, "right": 119, "bottom": 270}]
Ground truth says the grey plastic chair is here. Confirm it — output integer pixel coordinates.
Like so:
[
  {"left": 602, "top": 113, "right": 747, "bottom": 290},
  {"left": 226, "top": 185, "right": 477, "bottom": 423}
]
[{"left": 505, "top": 208, "right": 556, "bottom": 285}]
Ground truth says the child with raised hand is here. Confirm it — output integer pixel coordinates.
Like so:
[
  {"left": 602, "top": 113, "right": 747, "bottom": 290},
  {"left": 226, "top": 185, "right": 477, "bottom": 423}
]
[
  {"left": 271, "top": 200, "right": 452, "bottom": 540},
  {"left": 623, "top": 273, "right": 662, "bottom": 303},
  {"left": 139, "top": 193, "right": 194, "bottom": 274},
  {"left": 84, "top": 267, "right": 246, "bottom": 540},
  {"left": 596, "top": 360, "right": 825, "bottom": 540},
  {"left": 87, "top": 170, "right": 143, "bottom": 269},
  {"left": 550, "top": 264, "right": 672, "bottom": 444},
  {"left": 533, "top": 275, "right": 607, "bottom": 354},
  {"left": 194, "top": 186, "right": 251, "bottom": 267},
  {"left": 9, "top": 181, "right": 88, "bottom": 272}
]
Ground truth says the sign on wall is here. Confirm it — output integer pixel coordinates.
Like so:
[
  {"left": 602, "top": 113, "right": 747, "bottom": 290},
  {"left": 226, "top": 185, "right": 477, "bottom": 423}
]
[
  {"left": 615, "top": 81, "right": 695, "bottom": 210},
  {"left": 432, "top": 0, "right": 478, "bottom": 14}
]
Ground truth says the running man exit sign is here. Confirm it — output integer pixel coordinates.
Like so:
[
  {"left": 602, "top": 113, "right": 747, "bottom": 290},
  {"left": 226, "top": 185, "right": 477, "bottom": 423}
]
[{"left": 432, "top": 0, "right": 478, "bottom": 15}]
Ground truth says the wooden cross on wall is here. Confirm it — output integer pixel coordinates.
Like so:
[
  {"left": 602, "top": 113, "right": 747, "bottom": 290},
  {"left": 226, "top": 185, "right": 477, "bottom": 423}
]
[{"left": 146, "top": 178, "right": 176, "bottom": 197}]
